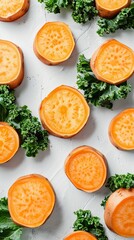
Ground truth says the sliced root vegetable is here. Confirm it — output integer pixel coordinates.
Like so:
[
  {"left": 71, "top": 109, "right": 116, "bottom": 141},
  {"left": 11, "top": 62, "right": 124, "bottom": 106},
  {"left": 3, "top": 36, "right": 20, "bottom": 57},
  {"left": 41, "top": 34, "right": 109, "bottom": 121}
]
[
  {"left": 0, "top": 40, "right": 24, "bottom": 88},
  {"left": 95, "top": 0, "right": 131, "bottom": 18},
  {"left": 104, "top": 188, "right": 134, "bottom": 237},
  {"left": 90, "top": 39, "right": 134, "bottom": 85},
  {"left": 109, "top": 108, "right": 134, "bottom": 150},
  {"left": 0, "top": 122, "right": 19, "bottom": 164},
  {"left": 33, "top": 22, "right": 75, "bottom": 65},
  {"left": 40, "top": 86, "right": 90, "bottom": 138},
  {"left": 8, "top": 174, "right": 55, "bottom": 228},
  {"left": 64, "top": 231, "right": 97, "bottom": 240},
  {"left": 0, "top": 0, "right": 29, "bottom": 22},
  {"left": 65, "top": 146, "right": 107, "bottom": 192}
]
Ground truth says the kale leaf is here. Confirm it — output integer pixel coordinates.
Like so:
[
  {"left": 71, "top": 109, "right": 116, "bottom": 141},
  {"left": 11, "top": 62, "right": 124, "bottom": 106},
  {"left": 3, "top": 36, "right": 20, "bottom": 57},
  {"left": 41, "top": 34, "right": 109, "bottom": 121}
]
[
  {"left": 0, "top": 198, "right": 22, "bottom": 240},
  {"left": 73, "top": 209, "right": 108, "bottom": 240},
  {"left": 38, "top": 0, "right": 97, "bottom": 23},
  {"left": 76, "top": 55, "right": 132, "bottom": 109},
  {"left": 97, "top": 3, "right": 134, "bottom": 36},
  {"left": 71, "top": 0, "right": 98, "bottom": 24},
  {"left": 0, "top": 85, "right": 49, "bottom": 157}
]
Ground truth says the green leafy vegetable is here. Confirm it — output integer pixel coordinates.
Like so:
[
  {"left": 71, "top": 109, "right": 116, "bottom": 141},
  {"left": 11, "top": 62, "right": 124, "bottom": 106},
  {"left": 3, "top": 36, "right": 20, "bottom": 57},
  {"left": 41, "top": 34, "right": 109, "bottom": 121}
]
[
  {"left": 71, "top": 0, "right": 98, "bottom": 24},
  {"left": 73, "top": 209, "right": 108, "bottom": 240},
  {"left": 101, "top": 173, "right": 134, "bottom": 207},
  {"left": 106, "top": 173, "right": 134, "bottom": 192},
  {"left": 0, "top": 198, "right": 22, "bottom": 240},
  {"left": 76, "top": 55, "right": 132, "bottom": 109},
  {"left": 38, "top": 0, "right": 98, "bottom": 23},
  {"left": 0, "top": 85, "right": 49, "bottom": 157},
  {"left": 97, "top": 3, "right": 134, "bottom": 36}
]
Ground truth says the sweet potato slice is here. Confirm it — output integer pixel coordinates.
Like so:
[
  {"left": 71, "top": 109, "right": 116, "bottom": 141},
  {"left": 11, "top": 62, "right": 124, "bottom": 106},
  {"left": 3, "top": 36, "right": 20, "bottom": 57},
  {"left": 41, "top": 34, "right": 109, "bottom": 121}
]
[
  {"left": 96, "top": 0, "right": 131, "bottom": 18},
  {"left": 64, "top": 146, "right": 107, "bottom": 192},
  {"left": 64, "top": 231, "right": 97, "bottom": 240},
  {"left": 34, "top": 22, "right": 75, "bottom": 65},
  {"left": 109, "top": 108, "right": 134, "bottom": 150},
  {"left": 104, "top": 188, "right": 134, "bottom": 237},
  {"left": 8, "top": 174, "right": 55, "bottom": 228},
  {"left": 0, "top": 122, "right": 19, "bottom": 164},
  {"left": 40, "top": 86, "right": 90, "bottom": 138},
  {"left": 0, "top": 40, "right": 24, "bottom": 88},
  {"left": 0, "top": 0, "right": 29, "bottom": 22},
  {"left": 90, "top": 39, "right": 134, "bottom": 85}
]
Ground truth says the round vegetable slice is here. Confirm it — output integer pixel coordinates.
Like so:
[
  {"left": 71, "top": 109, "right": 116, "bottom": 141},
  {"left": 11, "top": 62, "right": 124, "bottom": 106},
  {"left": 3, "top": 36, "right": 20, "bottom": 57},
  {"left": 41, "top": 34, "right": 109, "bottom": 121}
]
[
  {"left": 64, "top": 146, "right": 107, "bottom": 192},
  {"left": 34, "top": 22, "right": 75, "bottom": 65},
  {"left": 0, "top": 0, "right": 29, "bottom": 22},
  {"left": 96, "top": 0, "right": 131, "bottom": 18},
  {"left": 0, "top": 122, "right": 19, "bottom": 164},
  {"left": 0, "top": 40, "right": 24, "bottom": 88},
  {"left": 8, "top": 174, "right": 55, "bottom": 228},
  {"left": 40, "top": 86, "right": 90, "bottom": 138},
  {"left": 64, "top": 231, "right": 97, "bottom": 240},
  {"left": 109, "top": 108, "right": 134, "bottom": 150},
  {"left": 104, "top": 188, "right": 134, "bottom": 237},
  {"left": 90, "top": 39, "right": 134, "bottom": 85}
]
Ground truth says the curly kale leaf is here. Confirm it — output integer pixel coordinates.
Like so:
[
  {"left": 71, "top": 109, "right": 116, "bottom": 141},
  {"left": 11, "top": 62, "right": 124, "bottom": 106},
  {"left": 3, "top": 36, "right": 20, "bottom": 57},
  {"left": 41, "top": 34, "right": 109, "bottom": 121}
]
[
  {"left": 0, "top": 198, "right": 23, "bottom": 240},
  {"left": 38, "top": 0, "right": 98, "bottom": 23},
  {"left": 76, "top": 55, "right": 132, "bottom": 109},
  {"left": 38, "top": 0, "right": 71, "bottom": 13},
  {"left": 0, "top": 85, "right": 49, "bottom": 157},
  {"left": 73, "top": 209, "right": 108, "bottom": 240},
  {"left": 97, "top": 3, "right": 134, "bottom": 36},
  {"left": 71, "top": 0, "right": 98, "bottom": 24},
  {"left": 106, "top": 173, "right": 134, "bottom": 192}
]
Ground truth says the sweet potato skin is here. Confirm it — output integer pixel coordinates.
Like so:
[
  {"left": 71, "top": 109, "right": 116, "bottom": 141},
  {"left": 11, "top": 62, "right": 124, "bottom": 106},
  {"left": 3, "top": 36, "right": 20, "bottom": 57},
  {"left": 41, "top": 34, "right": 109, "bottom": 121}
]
[
  {"left": 0, "top": 0, "right": 30, "bottom": 22},
  {"left": 0, "top": 40, "right": 24, "bottom": 89},
  {"left": 33, "top": 22, "right": 75, "bottom": 65},
  {"left": 8, "top": 174, "right": 56, "bottom": 228},
  {"left": 90, "top": 39, "right": 134, "bottom": 85},
  {"left": 39, "top": 86, "right": 90, "bottom": 138},
  {"left": 104, "top": 188, "right": 134, "bottom": 237},
  {"left": 108, "top": 108, "right": 134, "bottom": 150},
  {"left": 96, "top": 0, "right": 131, "bottom": 18},
  {"left": 64, "top": 145, "right": 107, "bottom": 192}
]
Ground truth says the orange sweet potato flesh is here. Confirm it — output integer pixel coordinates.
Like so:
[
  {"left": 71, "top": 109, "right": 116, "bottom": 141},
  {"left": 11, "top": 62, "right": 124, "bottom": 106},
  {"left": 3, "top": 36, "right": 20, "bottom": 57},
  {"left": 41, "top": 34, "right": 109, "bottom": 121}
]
[
  {"left": 64, "top": 231, "right": 97, "bottom": 240},
  {"left": 109, "top": 108, "right": 134, "bottom": 150},
  {"left": 40, "top": 86, "right": 90, "bottom": 138},
  {"left": 64, "top": 146, "right": 107, "bottom": 192},
  {"left": 33, "top": 22, "right": 75, "bottom": 65},
  {"left": 90, "top": 39, "right": 134, "bottom": 85},
  {"left": 0, "top": 40, "right": 24, "bottom": 88},
  {"left": 0, "top": 0, "right": 29, "bottom": 22},
  {"left": 95, "top": 0, "right": 131, "bottom": 18},
  {"left": 8, "top": 174, "right": 55, "bottom": 228},
  {"left": 0, "top": 122, "right": 19, "bottom": 164},
  {"left": 104, "top": 188, "right": 134, "bottom": 237}
]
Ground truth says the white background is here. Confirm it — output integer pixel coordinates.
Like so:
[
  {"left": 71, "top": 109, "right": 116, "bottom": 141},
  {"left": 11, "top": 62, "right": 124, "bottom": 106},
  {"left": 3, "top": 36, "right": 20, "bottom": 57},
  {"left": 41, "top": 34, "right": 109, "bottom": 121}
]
[{"left": 0, "top": 1, "right": 134, "bottom": 239}]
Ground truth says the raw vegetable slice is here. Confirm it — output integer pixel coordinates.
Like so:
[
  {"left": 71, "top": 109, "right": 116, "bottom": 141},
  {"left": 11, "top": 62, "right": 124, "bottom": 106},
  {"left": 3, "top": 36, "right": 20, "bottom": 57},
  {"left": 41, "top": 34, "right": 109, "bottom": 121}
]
[
  {"left": 64, "top": 231, "right": 97, "bottom": 240},
  {"left": 40, "top": 86, "right": 90, "bottom": 138},
  {"left": 96, "top": 0, "right": 131, "bottom": 18},
  {"left": 34, "top": 22, "right": 75, "bottom": 65},
  {"left": 0, "top": 40, "right": 24, "bottom": 88},
  {"left": 104, "top": 188, "right": 134, "bottom": 237},
  {"left": 65, "top": 146, "right": 107, "bottom": 192},
  {"left": 109, "top": 108, "right": 134, "bottom": 150},
  {"left": 8, "top": 174, "right": 55, "bottom": 228},
  {"left": 90, "top": 39, "right": 134, "bottom": 85},
  {"left": 0, "top": 122, "right": 19, "bottom": 164},
  {"left": 0, "top": 0, "right": 30, "bottom": 22}
]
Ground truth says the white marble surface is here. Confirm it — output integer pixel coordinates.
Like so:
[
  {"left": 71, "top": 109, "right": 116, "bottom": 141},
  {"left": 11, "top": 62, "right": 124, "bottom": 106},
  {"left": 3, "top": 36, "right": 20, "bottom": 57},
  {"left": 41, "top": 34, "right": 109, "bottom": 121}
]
[{"left": 0, "top": 1, "right": 134, "bottom": 240}]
